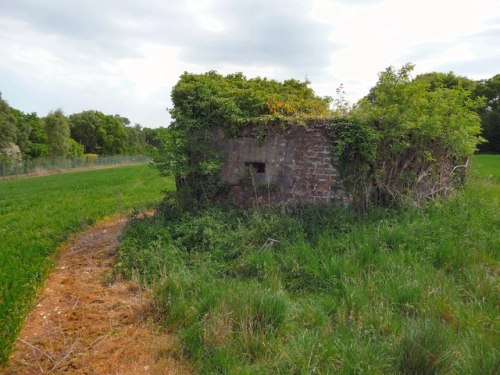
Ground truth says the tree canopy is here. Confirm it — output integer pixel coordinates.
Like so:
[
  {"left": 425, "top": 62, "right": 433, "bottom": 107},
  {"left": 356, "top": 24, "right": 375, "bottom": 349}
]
[
  {"left": 0, "top": 93, "right": 155, "bottom": 162},
  {"left": 44, "top": 110, "right": 70, "bottom": 157},
  {"left": 475, "top": 74, "right": 500, "bottom": 153},
  {"left": 9, "top": 108, "right": 48, "bottom": 158},
  {"left": 69, "top": 110, "right": 129, "bottom": 155},
  {"left": 0, "top": 94, "right": 17, "bottom": 151},
  {"left": 413, "top": 71, "right": 477, "bottom": 92}
]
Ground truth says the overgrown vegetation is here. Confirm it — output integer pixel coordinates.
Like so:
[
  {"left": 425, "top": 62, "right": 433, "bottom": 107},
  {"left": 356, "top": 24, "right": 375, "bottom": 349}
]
[
  {"left": 332, "top": 64, "right": 483, "bottom": 208},
  {"left": 153, "top": 71, "right": 332, "bottom": 205},
  {"left": 0, "top": 164, "right": 173, "bottom": 363},
  {"left": 154, "top": 65, "right": 485, "bottom": 209},
  {"left": 117, "top": 155, "right": 499, "bottom": 374},
  {"left": 44, "top": 109, "right": 71, "bottom": 157}
]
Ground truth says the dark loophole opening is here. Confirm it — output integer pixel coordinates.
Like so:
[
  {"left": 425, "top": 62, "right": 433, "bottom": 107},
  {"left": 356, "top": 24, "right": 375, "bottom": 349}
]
[{"left": 245, "top": 162, "right": 266, "bottom": 173}]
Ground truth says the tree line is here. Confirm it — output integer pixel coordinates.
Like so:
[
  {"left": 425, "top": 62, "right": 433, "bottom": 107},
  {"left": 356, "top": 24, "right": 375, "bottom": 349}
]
[{"left": 0, "top": 96, "right": 162, "bottom": 163}]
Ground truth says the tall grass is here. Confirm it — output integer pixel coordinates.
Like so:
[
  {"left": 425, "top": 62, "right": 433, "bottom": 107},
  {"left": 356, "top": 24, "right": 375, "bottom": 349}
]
[
  {"left": 0, "top": 164, "right": 173, "bottom": 362},
  {"left": 117, "top": 155, "right": 500, "bottom": 374}
]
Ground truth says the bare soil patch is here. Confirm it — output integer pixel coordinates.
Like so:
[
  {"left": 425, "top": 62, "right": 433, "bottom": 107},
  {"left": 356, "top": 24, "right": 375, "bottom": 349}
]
[{"left": 3, "top": 216, "right": 189, "bottom": 374}]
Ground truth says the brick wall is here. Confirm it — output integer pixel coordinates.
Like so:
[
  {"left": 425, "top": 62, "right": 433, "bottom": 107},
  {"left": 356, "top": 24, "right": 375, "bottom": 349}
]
[{"left": 216, "top": 121, "right": 350, "bottom": 206}]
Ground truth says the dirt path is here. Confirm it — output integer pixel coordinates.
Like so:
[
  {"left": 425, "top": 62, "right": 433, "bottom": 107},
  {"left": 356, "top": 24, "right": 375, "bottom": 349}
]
[{"left": 3, "top": 217, "right": 190, "bottom": 374}]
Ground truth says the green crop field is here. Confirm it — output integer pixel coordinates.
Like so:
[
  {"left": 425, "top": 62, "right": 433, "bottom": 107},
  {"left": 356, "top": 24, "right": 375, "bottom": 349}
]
[
  {"left": 472, "top": 154, "right": 500, "bottom": 182},
  {"left": 0, "top": 164, "right": 173, "bottom": 362},
  {"left": 118, "top": 155, "right": 499, "bottom": 374}
]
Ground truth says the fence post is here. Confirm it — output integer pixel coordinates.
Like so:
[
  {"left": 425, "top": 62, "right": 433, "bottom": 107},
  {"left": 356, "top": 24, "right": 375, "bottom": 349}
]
[{"left": 2, "top": 161, "right": 5, "bottom": 179}]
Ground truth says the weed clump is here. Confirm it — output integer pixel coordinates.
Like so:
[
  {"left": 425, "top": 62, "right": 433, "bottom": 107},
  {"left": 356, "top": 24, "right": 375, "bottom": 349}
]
[{"left": 397, "top": 319, "right": 454, "bottom": 374}]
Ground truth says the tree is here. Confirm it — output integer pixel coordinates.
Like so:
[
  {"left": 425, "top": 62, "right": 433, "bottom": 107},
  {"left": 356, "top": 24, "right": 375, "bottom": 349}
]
[
  {"left": 414, "top": 71, "right": 477, "bottom": 92},
  {"left": 113, "top": 114, "right": 130, "bottom": 126},
  {"left": 475, "top": 74, "right": 500, "bottom": 153},
  {"left": 24, "top": 113, "right": 48, "bottom": 158},
  {"left": 98, "top": 114, "right": 127, "bottom": 155},
  {"left": 0, "top": 142, "right": 22, "bottom": 160},
  {"left": 8, "top": 108, "right": 48, "bottom": 159},
  {"left": 143, "top": 127, "right": 164, "bottom": 149},
  {"left": 69, "top": 110, "right": 128, "bottom": 155},
  {"left": 44, "top": 110, "right": 70, "bottom": 157},
  {"left": 69, "top": 110, "right": 100, "bottom": 153},
  {"left": 68, "top": 139, "right": 84, "bottom": 158},
  {"left": 0, "top": 93, "right": 17, "bottom": 151},
  {"left": 125, "top": 124, "right": 147, "bottom": 154}
]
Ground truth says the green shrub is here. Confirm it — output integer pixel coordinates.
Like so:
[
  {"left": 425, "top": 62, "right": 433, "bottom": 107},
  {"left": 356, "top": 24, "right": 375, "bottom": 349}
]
[
  {"left": 332, "top": 64, "right": 484, "bottom": 209},
  {"left": 153, "top": 71, "right": 331, "bottom": 207},
  {"left": 396, "top": 319, "right": 455, "bottom": 374},
  {"left": 68, "top": 139, "right": 84, "bottom": 158},
  {"left": 84, "top": 153, "right": 98, "bottom": 166}
]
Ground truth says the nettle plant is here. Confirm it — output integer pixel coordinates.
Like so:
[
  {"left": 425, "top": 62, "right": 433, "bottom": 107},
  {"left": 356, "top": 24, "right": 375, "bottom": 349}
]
[
  {"left": 153, "top": 71, "right": 331, "bottom": 207},
  {"left": 330, "top": 64, "right": 484, "bottom": 209}
]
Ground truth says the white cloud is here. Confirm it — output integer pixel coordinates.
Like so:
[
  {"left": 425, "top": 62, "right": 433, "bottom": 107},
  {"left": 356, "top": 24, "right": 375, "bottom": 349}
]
[
  {"left": 310, "top": 0, "right": 500, "bottom": 101},
  {"left": 0, "top": 0, "right": 498, "bottom": 126}
]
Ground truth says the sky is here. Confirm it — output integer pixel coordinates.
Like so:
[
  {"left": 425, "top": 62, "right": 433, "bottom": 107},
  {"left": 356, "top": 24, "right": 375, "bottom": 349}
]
[{"left": 0, "top": 0, "right": 499, "bottom": 128}]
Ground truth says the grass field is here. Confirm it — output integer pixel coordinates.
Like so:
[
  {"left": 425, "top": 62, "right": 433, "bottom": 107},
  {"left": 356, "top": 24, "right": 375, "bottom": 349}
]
[
  {"left": 117, "top": 155, "right": 499, "bottom": 374},
  {"left": 0, "top": 164, "right": 173, "bottom": 362}
]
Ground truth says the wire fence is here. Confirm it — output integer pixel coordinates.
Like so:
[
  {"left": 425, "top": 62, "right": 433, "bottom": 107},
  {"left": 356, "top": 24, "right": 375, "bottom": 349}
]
[{"left": 1, "top": 155, "right": 150, "bottom": 179}]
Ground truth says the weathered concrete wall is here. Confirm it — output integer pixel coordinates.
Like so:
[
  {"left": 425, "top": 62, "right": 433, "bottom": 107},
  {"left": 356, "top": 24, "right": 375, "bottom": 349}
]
[{"left": 217, "top": 122, "right": 349, "bottom": 206}]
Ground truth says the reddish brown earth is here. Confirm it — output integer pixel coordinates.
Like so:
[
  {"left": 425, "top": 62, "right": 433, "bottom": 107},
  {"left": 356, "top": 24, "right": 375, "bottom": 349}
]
[{"left": 3, "top": 217, "right": 190, "bottom": 374}]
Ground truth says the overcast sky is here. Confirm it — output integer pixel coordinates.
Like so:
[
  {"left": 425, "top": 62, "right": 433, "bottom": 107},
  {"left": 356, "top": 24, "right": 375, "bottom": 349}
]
[{"left": 1, "top": 0, "right": 499, "bottom": 127}]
